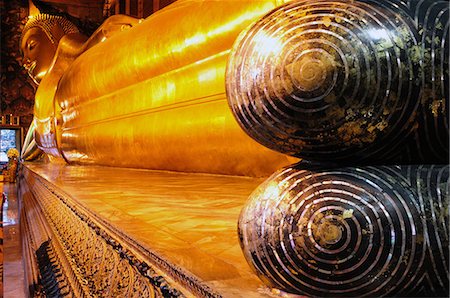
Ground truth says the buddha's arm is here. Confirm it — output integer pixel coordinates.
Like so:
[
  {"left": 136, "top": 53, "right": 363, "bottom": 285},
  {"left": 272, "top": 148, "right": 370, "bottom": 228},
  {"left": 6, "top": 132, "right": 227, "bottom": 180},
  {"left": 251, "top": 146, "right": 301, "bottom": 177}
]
[
  {"left": 32, "top": 32, "right": 88, "bottom": 159},
  {"left": 80, "top": 14, "right": 141, "bottom": 53},
  {"left": 43, "top": 15, "right": 139, "bottom": 63}
]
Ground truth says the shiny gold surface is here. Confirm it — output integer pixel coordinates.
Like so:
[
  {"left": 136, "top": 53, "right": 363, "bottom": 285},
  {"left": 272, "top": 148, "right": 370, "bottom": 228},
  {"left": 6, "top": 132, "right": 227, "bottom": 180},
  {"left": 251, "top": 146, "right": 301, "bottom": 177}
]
[
  {"left": 1, "top": 183, "right": 27, "bottom": 297},
  {"left": 23, "top": 0, "right": 295, "bottom": 177},
  {"left": 22, "top": 32, "right": 89, "bottom": 158},
  {"left": 25, "top": 162, "right": 277, "bottom": 297},
  {"left": 21, "top": 120, "right": 42, "bottom": 161}
]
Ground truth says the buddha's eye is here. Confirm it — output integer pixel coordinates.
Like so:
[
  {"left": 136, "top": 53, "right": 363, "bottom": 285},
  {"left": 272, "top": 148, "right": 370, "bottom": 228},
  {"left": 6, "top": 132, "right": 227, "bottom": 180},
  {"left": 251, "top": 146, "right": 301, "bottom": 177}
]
[{"left": 27, "top": 41, "right": 36, "bottom": 51}]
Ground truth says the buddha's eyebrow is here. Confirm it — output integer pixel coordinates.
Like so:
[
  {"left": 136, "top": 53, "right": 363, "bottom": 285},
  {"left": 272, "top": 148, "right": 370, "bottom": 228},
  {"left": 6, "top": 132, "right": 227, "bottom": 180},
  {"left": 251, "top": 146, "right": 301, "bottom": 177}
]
[
  {"left": 21, "top": 34, "right": 38, "bottom": 49},
  {"left": 25, "top": 34, "right": 40, "bottom": 42}
]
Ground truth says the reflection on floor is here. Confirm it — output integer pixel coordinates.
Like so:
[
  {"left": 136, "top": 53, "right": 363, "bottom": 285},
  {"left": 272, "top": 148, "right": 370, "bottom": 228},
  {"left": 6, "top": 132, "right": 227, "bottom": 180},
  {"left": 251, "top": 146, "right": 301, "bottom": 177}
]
[
  {"left": 1, "top": 182, "right": 26, "bottom": 298},
  {"left": 25, "top": 162, "right": 272, "bottom": 297}
]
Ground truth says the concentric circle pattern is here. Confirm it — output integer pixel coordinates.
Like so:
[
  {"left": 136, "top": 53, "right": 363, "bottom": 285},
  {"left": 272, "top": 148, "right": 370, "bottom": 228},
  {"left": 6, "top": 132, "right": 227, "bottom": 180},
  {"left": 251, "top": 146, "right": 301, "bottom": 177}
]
[
  {"left": 402, "top": 165, "right": 450, "bottom": 296},
  {"left": 238, "top": 164, "right": 449, "bottom": 297},
  {"left": 226, "top": 0, "right": 448, "bottom": 163},
  {"left": 406, "top": 0, "right": 449, "bottom": 163}
]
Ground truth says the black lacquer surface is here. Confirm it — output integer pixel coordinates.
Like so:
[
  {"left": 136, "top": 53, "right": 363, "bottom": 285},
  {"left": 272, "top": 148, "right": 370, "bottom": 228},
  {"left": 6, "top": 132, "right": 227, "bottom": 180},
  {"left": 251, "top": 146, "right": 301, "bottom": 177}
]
[
  {"left": 238, "top": 164, "right": 449, "bottom": 297},
  {"left": 226, "top": 0, "right": 449, "bottom": 164}
]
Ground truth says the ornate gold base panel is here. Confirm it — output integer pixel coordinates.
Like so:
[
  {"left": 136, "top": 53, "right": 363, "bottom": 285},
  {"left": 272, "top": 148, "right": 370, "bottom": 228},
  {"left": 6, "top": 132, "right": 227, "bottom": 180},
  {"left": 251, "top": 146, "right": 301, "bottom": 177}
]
[{"left": 18, "top": 165, "right": 221, "bottom": 297}]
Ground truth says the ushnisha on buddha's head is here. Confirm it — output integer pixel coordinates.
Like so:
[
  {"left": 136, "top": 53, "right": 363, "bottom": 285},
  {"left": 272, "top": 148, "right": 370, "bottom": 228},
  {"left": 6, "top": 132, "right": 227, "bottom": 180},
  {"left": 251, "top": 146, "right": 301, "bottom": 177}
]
[{"left": 20, "top": 14, "right": 79, "bottom": 84}]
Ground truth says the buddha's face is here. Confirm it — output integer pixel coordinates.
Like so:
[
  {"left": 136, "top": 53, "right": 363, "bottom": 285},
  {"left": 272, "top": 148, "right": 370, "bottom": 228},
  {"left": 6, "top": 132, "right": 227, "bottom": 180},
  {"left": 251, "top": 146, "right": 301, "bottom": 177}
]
[{"left": 21, "top": 27, "right": 57, "bottom": 84}]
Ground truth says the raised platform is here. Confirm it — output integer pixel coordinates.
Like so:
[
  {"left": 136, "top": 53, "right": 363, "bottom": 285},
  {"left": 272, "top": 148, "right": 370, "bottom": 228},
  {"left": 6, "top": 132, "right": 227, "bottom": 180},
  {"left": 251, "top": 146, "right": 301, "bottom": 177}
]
[{"left": 19, "top": 162, "right": 277, "bottom": 297}]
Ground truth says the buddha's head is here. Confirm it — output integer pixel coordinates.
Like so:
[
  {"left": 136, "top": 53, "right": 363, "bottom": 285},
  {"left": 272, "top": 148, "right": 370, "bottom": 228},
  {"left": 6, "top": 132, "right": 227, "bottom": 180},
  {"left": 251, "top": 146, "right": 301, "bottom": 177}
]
[{"left": 20, "top": 14, "right": 79, "bottom": 84}]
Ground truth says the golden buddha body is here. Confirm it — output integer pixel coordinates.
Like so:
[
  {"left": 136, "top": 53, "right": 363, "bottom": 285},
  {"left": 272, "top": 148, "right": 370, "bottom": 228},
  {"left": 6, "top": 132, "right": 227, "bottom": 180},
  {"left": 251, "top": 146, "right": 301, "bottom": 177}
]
[{"left": 21, "top": 1, "right": 294, "bottom": 177}]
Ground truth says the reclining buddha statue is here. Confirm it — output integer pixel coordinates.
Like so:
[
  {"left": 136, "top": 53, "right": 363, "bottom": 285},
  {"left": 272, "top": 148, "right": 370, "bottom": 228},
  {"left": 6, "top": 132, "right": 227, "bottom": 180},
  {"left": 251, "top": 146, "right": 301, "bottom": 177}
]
[
  {"left": 21, "top": 0, "right": 449, "bottom": 174},
  {"left": 20, "top": 1, "right": 297, "bottom": 177},
  {"left": 20, "top": 0, "right": 448, "bottom": 296}
]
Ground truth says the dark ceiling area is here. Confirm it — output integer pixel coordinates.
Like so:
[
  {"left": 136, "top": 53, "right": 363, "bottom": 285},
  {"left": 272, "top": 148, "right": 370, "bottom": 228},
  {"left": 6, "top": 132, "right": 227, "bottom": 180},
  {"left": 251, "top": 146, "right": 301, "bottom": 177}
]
[{"left": 1, "top": 0, "right": 36, "bottom": 128}]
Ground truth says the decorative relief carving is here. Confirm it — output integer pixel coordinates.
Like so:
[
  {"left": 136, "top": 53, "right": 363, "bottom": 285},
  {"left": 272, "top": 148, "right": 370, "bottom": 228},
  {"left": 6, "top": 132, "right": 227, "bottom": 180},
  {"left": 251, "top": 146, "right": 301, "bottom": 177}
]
[
  {"left": 36, "top": 240, "right": 65, "bottom": 297},
  {"left": 20, "top": 166, "right": 221, "bottom": 297},
  {"left": 31, "top": 170, "right": 220, "bottom": 297},
  {"left": 18, "top": 170, "right": 76, "bottom": 297}
]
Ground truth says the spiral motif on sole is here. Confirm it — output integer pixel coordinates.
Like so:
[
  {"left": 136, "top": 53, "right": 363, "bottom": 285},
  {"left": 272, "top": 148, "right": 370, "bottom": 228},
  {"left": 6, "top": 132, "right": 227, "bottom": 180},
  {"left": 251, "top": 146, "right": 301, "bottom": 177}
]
[
  {"left": 226, "top": 0, "right": 423, "bottom": 162},
  {"left": 238, "top": 164, "right": 449, "bottom": 296}
]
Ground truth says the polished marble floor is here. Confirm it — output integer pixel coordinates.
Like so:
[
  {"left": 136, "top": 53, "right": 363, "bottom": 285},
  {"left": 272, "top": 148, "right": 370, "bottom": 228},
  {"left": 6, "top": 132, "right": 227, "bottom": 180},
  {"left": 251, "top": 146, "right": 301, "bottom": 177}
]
[
  {"left": 25, "top": 162, "right": 277, "bottom": 297},
  {"left": 1, "top": 182, "right": 26, "bottom": 298}
]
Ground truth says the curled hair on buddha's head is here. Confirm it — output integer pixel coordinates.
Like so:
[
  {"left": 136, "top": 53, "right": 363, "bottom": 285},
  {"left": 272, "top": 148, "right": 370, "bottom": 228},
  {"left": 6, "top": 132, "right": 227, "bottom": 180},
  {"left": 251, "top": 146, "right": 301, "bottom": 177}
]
[{"left": 21, "top": 14, "right": 79, "bottom": 45}]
